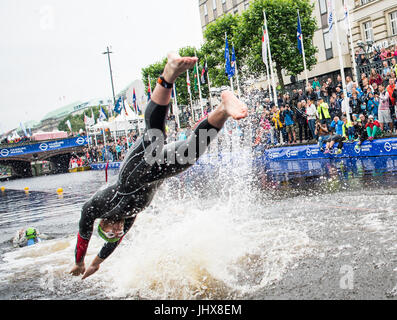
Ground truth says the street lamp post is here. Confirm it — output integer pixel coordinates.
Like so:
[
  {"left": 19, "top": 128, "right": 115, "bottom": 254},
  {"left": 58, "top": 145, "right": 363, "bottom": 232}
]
[{"left": 102, "top": 46, "right": 116, "bottom": 109}]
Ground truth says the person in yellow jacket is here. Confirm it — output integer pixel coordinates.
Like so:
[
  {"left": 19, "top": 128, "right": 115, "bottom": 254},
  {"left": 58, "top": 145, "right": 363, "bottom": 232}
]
[
  {"left": 271, "top": 110, "right": 283, "bottom": 130},
  {"left": 271, "top": 109, "right": 283, "bottom": 144},
  {"left": 342, "top": 115, "right": 355, "bottom": 140},
  {"left": 317, "top": 97, "right": 331, "bottom": 125}
]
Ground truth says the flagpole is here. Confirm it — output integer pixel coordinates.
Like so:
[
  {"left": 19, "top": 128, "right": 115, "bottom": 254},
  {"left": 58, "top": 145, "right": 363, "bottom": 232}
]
[
  {"left": 148, "top": 75, "right": 152, "bottom": 95},
  {"left": 173, "top": 84, "right": 181, "bottom": 129},
  {"left": 331, "top": 0, "right": 350, "bottom": 123},
  {"left": 298, "top": 10, "right": 309, "bottom": 88},
  {"left": 187, "top": 70, "right": 195, "bottom": 123},
  {"left": 205, "top": 58, "right": 214, "bottom": 111},
  {"left": 263, "top": 10, "right": 278, "bottom": 106},
  {"left": 194, "top": 50, "right": 204, "bottom": 117},
  {"left": 344, "top": 0, "right": 358, "bottom": 82},
  {"left": 123, "top": 100, "right": 130, "bottom": 151},
  {"left": 262, "top": 26, "right": 273, "bottom": 102},
  {"left": 84, "top": 115, "right": 90, "bottom": 148},
  {"left": 102, "top": 121, "right": 107, "bottom": 161}
]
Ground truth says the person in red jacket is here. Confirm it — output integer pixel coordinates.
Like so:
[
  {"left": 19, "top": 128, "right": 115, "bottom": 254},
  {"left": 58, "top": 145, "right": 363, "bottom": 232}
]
[
  {"left": 369, "top": 68, "right": 383, "bottom": 86},
  {"left": 365, "top": 115, "right": 381, "bottom": 141}
]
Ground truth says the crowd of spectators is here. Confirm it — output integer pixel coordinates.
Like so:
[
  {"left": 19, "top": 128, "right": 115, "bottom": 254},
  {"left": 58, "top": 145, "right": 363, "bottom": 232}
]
[
  {"left": 0, "top": 135, "right": 31, "bottom": 145},
  {"left": 249, "top": 55, "right": 397, "bottom": 153}
]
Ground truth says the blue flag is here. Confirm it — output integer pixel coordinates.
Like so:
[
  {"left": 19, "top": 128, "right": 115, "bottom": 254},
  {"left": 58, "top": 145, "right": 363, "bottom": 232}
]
[
  {"left": 230, "top": 46, "right": 236, "bottom": 78},
  {"left": 224, "top": 34, "right": 232, "bottom": 79},
  {"left": 114, "top": 96, "right": 123, "bottom": 114},
  {"left": 297, "top": 13, "right": 303, "bottom": 55},
  {"left": 99, "top": 106, "right": 108, "bottom": 122}
]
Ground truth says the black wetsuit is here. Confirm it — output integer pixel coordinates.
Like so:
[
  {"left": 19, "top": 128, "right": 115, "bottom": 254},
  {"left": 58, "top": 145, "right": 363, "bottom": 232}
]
[{"left": 75, "top": 100, "right": 219, "bottom": 263}]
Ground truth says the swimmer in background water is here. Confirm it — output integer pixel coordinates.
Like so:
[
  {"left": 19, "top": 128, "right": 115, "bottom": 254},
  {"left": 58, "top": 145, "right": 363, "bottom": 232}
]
[
  {"left": 12, "top": 227, "right": 48, "bottom": 247},
  {"left": 70, "top": 51, "right": 248, "bottom": 280}
]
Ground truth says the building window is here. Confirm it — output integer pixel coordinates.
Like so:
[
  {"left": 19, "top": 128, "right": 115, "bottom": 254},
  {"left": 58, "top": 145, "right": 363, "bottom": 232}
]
[
  {"left": 222, "top": 0, "right": 227, "bottom": 12},
  {"left": 363, "top": 21, "right": 373, "bottom": 41},
  {"left": 390, "top": 10, "right": 397, "bottom": 36},
  {"left": 244, "top": 0, "right": 250, "bottom": 10},
  {"left": 318, "top": 0, "right": 328, "bottom": 29},
  {"left": 323, "top": 31, "right": 333, "bottom": 60},
  {"left": 203, "top": 2, "right": 208, "bottom": 24},
  {"left": 212, "top": 0, "right": 217, "bottom": 18},
  {"left": 360, "top": 0, "right": 370, "bottom": 5},
  {"left": 319, "top": 0, "right": 327, "bottom": 14}
]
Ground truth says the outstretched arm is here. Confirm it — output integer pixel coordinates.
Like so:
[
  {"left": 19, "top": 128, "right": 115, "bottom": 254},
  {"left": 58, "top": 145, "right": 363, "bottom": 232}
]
[{"left": 70, "top": 199, "right": 99, "bottom": 276}]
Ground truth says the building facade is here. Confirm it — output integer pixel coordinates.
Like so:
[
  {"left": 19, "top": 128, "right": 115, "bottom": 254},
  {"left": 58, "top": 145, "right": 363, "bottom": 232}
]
[
  {"left": 198, "top": 0, "right": 397, "bottom": 89},
  {"left": 351, "top": 0, "right": 397, "bottom": 55},
  {"left": 198, "top": 0, "right": 252, "bottom": 30}
]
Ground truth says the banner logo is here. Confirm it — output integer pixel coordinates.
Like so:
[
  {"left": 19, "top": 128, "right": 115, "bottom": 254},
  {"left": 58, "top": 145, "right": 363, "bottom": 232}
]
[
  {"left": 0, "top": 149, "right": 10, "bottom": 157},
  {"left": 384, "top": 142, "right": 392, "bottom": 152},
  {"left": 39, "top": 143, "right": 49, "bottom": 151},
  {"left": 76, "top": 137, "right": 85, "bottom": 145}
]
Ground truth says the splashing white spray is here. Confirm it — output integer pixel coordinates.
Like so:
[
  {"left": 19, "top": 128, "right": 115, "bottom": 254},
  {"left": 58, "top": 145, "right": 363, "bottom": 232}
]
[{"left": 99, "top": 139, "right": 316, "bottom": 299}]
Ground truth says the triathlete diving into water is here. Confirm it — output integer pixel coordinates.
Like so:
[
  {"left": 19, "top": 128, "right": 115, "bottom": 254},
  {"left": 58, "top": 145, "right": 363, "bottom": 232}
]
[{"left": 70, "top": 52, "right": 248, "bottom": 279}]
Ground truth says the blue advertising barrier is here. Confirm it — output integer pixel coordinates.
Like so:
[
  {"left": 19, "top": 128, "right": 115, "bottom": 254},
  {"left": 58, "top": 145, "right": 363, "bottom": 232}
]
[
  {"left": 259, "top": 156, "right": 397, "bottom": 181},
  {"left": 0, "top": 136, "right": 89, "bottom": 159},
  {"left": 90, "top": 161, "right": 122, "bottom": 170},
  {"left": 262, "top": 137, "right": 397, "bottom": 161}
]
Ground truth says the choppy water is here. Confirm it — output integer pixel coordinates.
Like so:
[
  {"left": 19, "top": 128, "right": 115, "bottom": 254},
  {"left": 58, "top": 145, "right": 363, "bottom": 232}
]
[{"left": 1, "top": 148, "right": 397, "bottom": 299}]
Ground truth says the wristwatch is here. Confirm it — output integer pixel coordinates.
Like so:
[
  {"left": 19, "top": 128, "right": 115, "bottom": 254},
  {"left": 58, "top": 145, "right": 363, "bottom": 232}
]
[{"left": 157, "top": 75, "right": 173, "bottom": 89}]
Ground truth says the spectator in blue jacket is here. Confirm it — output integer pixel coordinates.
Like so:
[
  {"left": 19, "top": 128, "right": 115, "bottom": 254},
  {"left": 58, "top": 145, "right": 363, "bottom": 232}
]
[
  {"left": 283, "top": 104, "right": 296, "bottom": 144},
  {"left": 330, "top": 116, "right": 344, "bottom": 136},
  {"left": 366, "top": 92, "right": 379, "bottom": 119}
]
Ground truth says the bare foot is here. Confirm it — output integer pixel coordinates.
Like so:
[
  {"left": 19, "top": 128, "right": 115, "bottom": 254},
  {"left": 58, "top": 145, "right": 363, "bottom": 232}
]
[
  {"left": 162, "top": 52, "right": 198, "bottom": 84},
  {"left": 221, "top": 91, "right": 248, "bottom": 120}
]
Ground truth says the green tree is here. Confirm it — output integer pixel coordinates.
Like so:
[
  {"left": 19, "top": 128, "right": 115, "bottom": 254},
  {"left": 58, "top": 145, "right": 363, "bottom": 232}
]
[
  {"left": 58, "top": 106, "right": 104, "bottom": 132},
  {"left": 141, "top": 46, "right": 210, "bottom": 108},
  {"left": 201, "top": 14, "right": 240, "bottom": 88},
  {"left": 235, "top": 0, "right": 317, "bottom": 89}
]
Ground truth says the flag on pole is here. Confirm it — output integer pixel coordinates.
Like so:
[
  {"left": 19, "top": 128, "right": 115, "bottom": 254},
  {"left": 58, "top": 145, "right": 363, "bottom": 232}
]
[
  {"left": 262, "top": 27, "right": 268, "bottom": 67},
  {"left": 99, "top": 107, "right": 107, "bottom": 122},
  {"left": 132, "top": 88, "right": 140, "bottom": 114},
  {"left": 343, "top": 0, "right": 349, "bottom": 30},
  {"left": 193, "top": 64, "right": 198, "bottom": 92},
  {"left": 91, "top": 108, "right": 95, "bottom": 124},
  {"left": 19, "top": 122, "right": 28, "bottom": 137},
  {"left": 114, "top": 96, "right": 123, "bottom": 114},
  {"left": 230, "top": 45, "right": 236, "bottom": 78},
  {"left": 66, "top": 119, "right": 72, "bottom": 132},
  {"left": 123, "top": 98, "right": 129, "bottom": 116},
  {"left": 147, "top": 76, "right": 152, "bottom": 102},
  {"left": 327, "top": 0, "right": 334, "bottom": 39},
  {"left": 84, "top": 112, "right": 94, "bottom": 126},
  {"left": 224, "top": 33, "right": 232, "bottom": 79},
  {"left": 297, "top": 13, "right": 303, "bottom": 55},
  {"left": 84, "top": 113, "right": 89, "bottom": 125},
  {"left": 187, "top": 70, "right": 191, "bottom": 94},
  {"left": 201, "top": 61, "right": 208, "bottom": 84}
]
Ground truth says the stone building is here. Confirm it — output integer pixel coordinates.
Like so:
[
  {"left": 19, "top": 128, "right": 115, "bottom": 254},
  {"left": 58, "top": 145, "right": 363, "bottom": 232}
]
[{"left": 198, "top": 0, "right": 397, "bottom": 90}]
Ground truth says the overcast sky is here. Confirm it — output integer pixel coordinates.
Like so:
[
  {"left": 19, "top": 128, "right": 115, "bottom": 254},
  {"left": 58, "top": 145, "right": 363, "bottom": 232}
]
[{"left": 0, "top": 0, "right": 203, "bottom": 134}]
